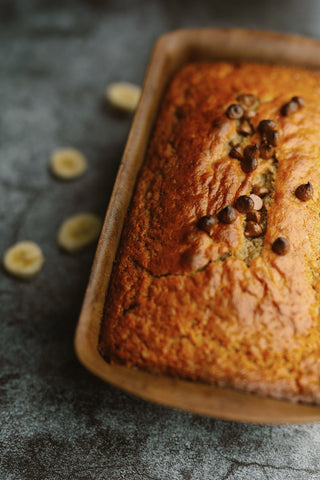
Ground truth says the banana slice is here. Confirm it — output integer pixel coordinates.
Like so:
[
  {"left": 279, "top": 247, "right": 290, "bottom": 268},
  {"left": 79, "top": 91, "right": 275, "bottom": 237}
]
[
  {"left": 57, "top": 213, "right": 102, "bottom": 252},
  {"left": 106, "top": 82, "right": 141, "bottom": 113},
  {"left": 3, "top": 241, "right": 44, "bottom": 279},
  {"left": 50, "top": 148, "right": 87, "bottom": 180}
]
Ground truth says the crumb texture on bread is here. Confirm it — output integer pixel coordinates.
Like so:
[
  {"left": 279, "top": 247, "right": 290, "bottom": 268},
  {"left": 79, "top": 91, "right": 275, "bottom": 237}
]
[{"left": 99, "top": 62, "right": 320, "bottom": 403}]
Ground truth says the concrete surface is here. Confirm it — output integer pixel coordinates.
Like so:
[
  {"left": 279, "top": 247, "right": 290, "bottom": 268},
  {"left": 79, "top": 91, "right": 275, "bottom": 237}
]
[{"left": 2, "top": 1, "right": 320, "bottom": 479}]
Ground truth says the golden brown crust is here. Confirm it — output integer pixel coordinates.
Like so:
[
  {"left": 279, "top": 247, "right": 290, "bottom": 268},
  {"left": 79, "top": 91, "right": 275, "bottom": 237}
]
[{"left": 99, "top": 61, "right": 320, "bottom": 403}]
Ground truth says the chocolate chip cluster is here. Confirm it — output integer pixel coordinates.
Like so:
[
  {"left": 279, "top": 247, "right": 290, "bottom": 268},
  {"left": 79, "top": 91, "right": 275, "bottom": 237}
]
[
  {"left": 226, "top": 93, "right": 258, "bottom": 138},
  {"left": 226, "top": 96, "right": 280, "bottom": 249},
  {"left": 197, "top": 189, "right": 266, "bottom": 237},
  {"left": 196, "top": 93, "right": 312, "bottom": 258},
  {"left": 230, "top": 118, "right": 278, "bottom": 175}
]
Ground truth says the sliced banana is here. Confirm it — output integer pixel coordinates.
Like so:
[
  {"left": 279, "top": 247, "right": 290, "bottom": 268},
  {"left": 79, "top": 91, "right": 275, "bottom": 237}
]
[
  {"left": 3, "top": 241, "right": 44, "bottom": 279},
  {"left": 57, "top": 213, "right": 102, "bottom": 252},
  {"left": 50, "top": 148, "right": 87, "bottom": 180},
  {"left": 106, "top": 82, "right": 141, "bottom": 113}
]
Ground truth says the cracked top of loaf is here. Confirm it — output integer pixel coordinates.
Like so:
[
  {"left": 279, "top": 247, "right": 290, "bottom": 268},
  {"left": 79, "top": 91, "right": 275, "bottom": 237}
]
[{"left": 99, "top": 61, "right": 320, "bottom": 403}]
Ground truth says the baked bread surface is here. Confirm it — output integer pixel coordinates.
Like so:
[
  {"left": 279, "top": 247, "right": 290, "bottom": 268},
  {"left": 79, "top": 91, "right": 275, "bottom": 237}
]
[{"left": 99, "top": 61, "right": 320, "bottom": 403}]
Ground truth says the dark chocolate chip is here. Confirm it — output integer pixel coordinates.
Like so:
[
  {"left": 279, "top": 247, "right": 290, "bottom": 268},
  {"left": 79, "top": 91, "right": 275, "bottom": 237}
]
[
  {"left": 258, "top": 119, "right": 276, "bottom": 135},
  {"left": 259, "top": 141, "right": 274, "bottom": 160},
  {"left": 226, "top": 104, "right": 244, "bottom": 120},
  {"left": 229, "top": 143, "right": 243, "bottom": 159},
  {"left": 272, "top": 237, "right": 290, "bottom": 255},
  {"left": 281, "top": 100, "right": 299, "bottom": 116},
  {"left": 266, "top": 129, "right": 279, "bottom": 147},
  {"left": 197, "top": 215, "right": 217, "bottom": 235},
  {"left": 238, "top": 119, "right": 254, "bottom": 136},
  {"left": 241, "top": 156, "right": 258, "bottom": 173},
  {"left": 237, "top": 93, "right": 258, "bottom": 117},
  {"left": 251, "top": 185, "right": 269, "bottom": 197},
  {"left": 245, "top": 221, "right": 263, "bottom": 238},
  {"left": 243, "top": 109, "right": 257, "bottom": 120},
  {"left": 295, "top": 181, "right": 313, "bottom": 201},
  {"left": 244, "top": 144, "right": 259, "bottom": 159},
  {"left": 235, "top": 195, "right": 254, "bottom": 213},
  {"left": 246, "top": 211, "right": 261, "bottom": 223},
  {"left": 218, "top": 206, "right": 237, "bottom": 224},
  {"left": 281, "top": 96, "right": 305, "bottom": 116},
  {"left": 249, "top": 194, "right": 263, "bottom": 211},
  {"left": 236, "top": 93, "right": 258, "bottom": 108}
]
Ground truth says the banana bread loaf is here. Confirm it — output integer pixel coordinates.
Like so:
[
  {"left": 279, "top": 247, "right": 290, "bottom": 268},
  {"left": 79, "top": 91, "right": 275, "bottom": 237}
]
[{"left": 99, "top": 61, "right": 320, "bottom": 403}]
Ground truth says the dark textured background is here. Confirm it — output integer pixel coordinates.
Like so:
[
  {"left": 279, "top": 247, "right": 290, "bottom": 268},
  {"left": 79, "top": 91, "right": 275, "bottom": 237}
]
[{"left": 2, "top": 1, "right": 320, "bottom": 479}]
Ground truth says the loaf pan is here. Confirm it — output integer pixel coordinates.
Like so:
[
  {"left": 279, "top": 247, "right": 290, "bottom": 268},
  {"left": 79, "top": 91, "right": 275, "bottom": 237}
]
[{"left": 75, "top": 28, "right": 320, "bottom": 423}]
